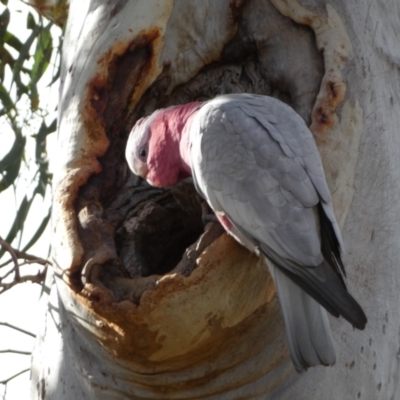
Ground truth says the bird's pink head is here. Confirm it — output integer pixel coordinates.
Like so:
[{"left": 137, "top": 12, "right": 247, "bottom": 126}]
[{"left": 125, "top": 102, "right": 202, "bottom": 187}]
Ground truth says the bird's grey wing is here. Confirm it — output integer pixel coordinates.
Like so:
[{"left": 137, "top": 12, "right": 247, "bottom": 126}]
[
  {"left": 190, "top": 95, "right": 366, "bottom": 329},
  {"left": 236, "top": 93, "right": 346, "bottom": 277},
  {"left": 192, "top": 95, "right": 327, "bottom": 266}
]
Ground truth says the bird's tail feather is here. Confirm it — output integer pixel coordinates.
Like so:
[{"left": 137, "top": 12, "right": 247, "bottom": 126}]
[{"left": 270, "top": 263, "right": 336, "bottom": 372}]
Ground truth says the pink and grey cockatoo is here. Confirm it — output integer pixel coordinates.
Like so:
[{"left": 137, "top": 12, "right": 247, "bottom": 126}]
[{"left": 125, "top": 93, "right": 367, "bottom": 372}]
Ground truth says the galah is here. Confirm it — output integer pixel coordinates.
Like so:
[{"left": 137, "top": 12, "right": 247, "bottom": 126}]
[{"left": 125, "top": 93, "right": 367, "bottom": 372}]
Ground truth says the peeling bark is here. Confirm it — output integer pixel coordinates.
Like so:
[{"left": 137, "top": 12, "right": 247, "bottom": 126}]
[{"left": 31, "top": 0, "right": 400, "bottom": 399}]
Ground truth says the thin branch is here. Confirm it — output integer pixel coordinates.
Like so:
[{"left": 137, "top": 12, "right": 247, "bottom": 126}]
[
  {"left": 0, "top": 269, "right": 47, "bottom": 295},
  {"left": 0, "top": 368, "right": 30, "bottom": 385},
  {"left": 0, "top": 238, "right": 50, "bottom": 294},
  {"left": 0, "top": 349, "right": 31, "bottom": 355},
  {"left": 11, "top": 250, "right": 50, "bottom": 266},
  {"left": 18, "top": 259, "right": 50, "bottom": 267},
  {"left": 0, "top": 322, "right": 36, "bottom": 337},
  {"left": 0, "top": 237, "right": 20, "bottom": 280},
  {"left": 0, "top": 247, "right": 51, "bottom": 269}
]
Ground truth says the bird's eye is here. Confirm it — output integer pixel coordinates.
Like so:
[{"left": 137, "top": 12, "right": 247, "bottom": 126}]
[{"left": 139, "top": 147, "right": 147, "bottom": 159}]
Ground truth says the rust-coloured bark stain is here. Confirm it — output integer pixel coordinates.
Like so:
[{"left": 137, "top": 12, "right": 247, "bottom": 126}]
[
  {"left": 68, "top": 29, "right": 162, "bottom": 289},
  {"left": 85, "top": 29, "right": 160, "bottom": 140},
  {"left": 311, "top": 77, "right": 347, "bottom": 140}
]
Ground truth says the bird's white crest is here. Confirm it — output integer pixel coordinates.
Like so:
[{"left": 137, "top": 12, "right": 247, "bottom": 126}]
[{"left": 125, "top": 111, "right": 160, "bottom": 177}]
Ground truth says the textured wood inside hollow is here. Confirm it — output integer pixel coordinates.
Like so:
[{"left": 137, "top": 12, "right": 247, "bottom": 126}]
[{"left": 83, "top": 234, "right": 278, "bottom": 365}]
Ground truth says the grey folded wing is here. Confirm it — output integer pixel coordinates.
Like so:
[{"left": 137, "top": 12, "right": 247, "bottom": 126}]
[{"left": 190, "top": 93, "right": 366, "bottom": 329}]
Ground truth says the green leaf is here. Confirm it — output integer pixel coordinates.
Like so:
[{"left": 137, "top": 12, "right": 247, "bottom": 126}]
[
  {"left": 0, "top": 8, "right": 10, "bottom": 38},
  {"left": 0, "top": 81, "right": 15, "bottom": 112},
  {"left": 0, "top": 133, "right": 25, "bottom": 173},
  {"left": 35, "top": 122, "right": 47, "bottom": 162},
  {"left": 47, "top": 118, "right": 57, "bottom": 133},
  {"left": 21, "top": 208, "right": 51, "bottom": 252},
  {"left": 35, "top": 167, "right": 50, "bottom": 197},
  {"left": 47, "top": 64, "right": 61, "bottom": 87},
  {"left": 0, "top": 50, "right": 8, "bottom": 84},
  {"left": 12, "top": 23, "right": 40, "bottom": 100},
  {"left": 0, "top": 44, "right": 16, "bottom": 70},
  {"left": 0, "top": 156, "right": 22, "bottom": 192},
  {"left": 29, "top": 23, "right": 53, "bottom": 109},
  {"left": 3, "top": 31, "right": 23, "bottom": 51},
  {"left": 46, "top": 34, "right": 63, "bottom": 87},
  {"left": 34, "top": 119, "right": 56, "bottom": 163},
  {"left": 0, "top": 196, "right": 33, "bottom": 259},
  {"left": 32, "top": 119, "right": 56, "bottom": 198},
  {"left": 27, "top": 12, "right": 36, "bottom": 30},
  {"left": 0, "top": 0, "right": 8, "bottom": 5}
]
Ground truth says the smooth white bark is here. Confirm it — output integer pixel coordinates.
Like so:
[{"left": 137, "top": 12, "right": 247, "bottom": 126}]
[{"left": 31, "top": 0, "right": 400, "bottom": 399}]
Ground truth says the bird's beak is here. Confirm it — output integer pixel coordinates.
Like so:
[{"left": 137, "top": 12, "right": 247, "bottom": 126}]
[
  {"left": 146, "top": 178, "right": 157, "bottom": 187},
  {"left": 133, "top": 162, "right": 148, "bottom": 180},
  {"left": 146, "top": 173, "right": 162, "bottom": 187}
]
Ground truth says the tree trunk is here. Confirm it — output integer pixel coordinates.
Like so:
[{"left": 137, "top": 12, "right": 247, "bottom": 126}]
[{"left": 31, "top": 0, "right": 400, "bottom": 399}]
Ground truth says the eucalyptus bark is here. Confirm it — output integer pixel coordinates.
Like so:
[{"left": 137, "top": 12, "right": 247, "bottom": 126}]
[{"left": 31, "top": 1, "right": 400, "bottom": 399}]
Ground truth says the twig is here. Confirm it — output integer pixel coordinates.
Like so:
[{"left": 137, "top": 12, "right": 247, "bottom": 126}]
[
  {"left": 0, "top": 322, "right": 36, "bottom": 337},
  {"left": 0, "top": 269, "right": 47, "bottom": 295},
  {"left": 0, "top": 349, "right": 31, "bottom": 355},
  {"left": 0, "top": 368, "right": 30, "bottom": 385},
  {"left": 16, "top": 259, "right": 50, "bottom": 267},
  {"left": 0, "top": 260, "right": 49, "bottom": 279},
  {"left": 0, "top": 249, "right": 51, "bottom": 269},
  {"left": 0, "top": 237, "right": 50, "bottom": 294},
  {"left": 10, "top": 250, "right": 50, "bottom": 265},
  {"left": 0, "top": 237, "right": 20, "bottom": 280}
]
